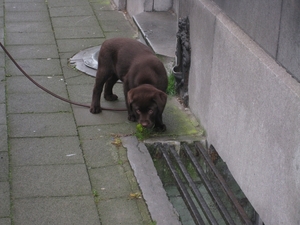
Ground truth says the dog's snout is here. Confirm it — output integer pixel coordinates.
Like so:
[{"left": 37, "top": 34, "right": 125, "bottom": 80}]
[{"left": 140, "top": 120, "right": 153, "bottom": 128}]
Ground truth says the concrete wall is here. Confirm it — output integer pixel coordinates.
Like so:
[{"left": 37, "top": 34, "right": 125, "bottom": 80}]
[
  {"left": 112, "top": 0, "right": 173, "bottom": 15},
  {"left": 119, "top": 0, "right": 300, "bottom": 223},
  {"left": 180, "top": 0, "right": 300, "bottom": 224}
]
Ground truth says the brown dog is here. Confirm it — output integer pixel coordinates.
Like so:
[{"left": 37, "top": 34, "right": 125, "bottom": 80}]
[{"left": 90, "top": 38, "right": 168, "bottom": 131}]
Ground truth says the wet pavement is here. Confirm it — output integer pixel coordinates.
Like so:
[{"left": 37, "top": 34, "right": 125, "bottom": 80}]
[{"left": 0, "top": 0, "right": 203, "bottom": 224}]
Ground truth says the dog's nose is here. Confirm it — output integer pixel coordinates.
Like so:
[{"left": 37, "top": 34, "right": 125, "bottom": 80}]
[{"left": 141, "top": 121, "right": 149, "bottom": 127}]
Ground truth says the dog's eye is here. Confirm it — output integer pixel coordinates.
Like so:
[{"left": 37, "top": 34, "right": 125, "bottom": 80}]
[{"left": 148, "top": 109, "right": 153, "bottom": 114}]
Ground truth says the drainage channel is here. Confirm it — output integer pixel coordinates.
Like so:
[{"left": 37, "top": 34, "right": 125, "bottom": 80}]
[{"left": 149, "top": 142, "right": 256, "bottom": 225}]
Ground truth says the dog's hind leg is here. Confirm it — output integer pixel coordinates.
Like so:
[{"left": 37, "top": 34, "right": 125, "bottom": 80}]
[
  {"left": 104, "top": 74, "right": 119, "bottom": 101},
  {"left": 90, "top": 68, "right": 111, "bottom": 113}
]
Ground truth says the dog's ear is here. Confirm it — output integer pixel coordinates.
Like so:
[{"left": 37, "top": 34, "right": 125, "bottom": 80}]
[{"left": 153, "top": 91, "right": 167, "bottom": 113}]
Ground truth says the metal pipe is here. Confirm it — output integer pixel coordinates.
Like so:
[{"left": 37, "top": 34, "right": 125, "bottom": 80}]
[
  {"left": 169, "top": 145, "right": 219, "bottom": 225},
  {"left": 160, "top": 144, "right": 206, "bottom": 225},
  {"left": 195, "top": 142, "right": 253, "bottom": 225},
  {"left": 182, "top": 143, "right": 236, "bottom": 225}
]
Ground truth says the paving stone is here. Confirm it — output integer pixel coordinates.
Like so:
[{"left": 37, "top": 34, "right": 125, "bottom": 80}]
[
  {"left": 5, "top": 32, "right": 56, "bottom": 45},
  {"left": 49, "top": 6, "right": 94, "bottom": 17},
  {"left": 51, "top": 16, "right": 100, "bottom": 28},
  {"left": 5, "top": 45, "right": 59, "bottom": 60},
  {"left": 6, "top": 59, "right": 61, "bottom": 76},
  {"left": 89, "top": 165, "right": 132, "bottom": 199},
  {"left": 14, "top": 196, "right": 100, "bottom": 225},
  {"left": 47, "top": 0, "right": 90, "bottom": 7},
  {"left": 72, "top": 105, "right": 128, "bottom": 126},
  {"left": 0, "top": 218, "right": 11, "bottom": 225},
  {"left": 54, "top": 26, "right": 104, "bottom": 39},
  {"left": 5, "top": 2, "right": 47, "bottom": 12},
  {"left": 0, "top": 104, "right": 6, "bottom": 125},
  {"left": 6, "top": 76, "right": 67, "bottom": 94},
  {"left": 0, "top": 152, "right": 8, "bottom": 182},
  {"left": 12, "top": 164, "right": 91, "bottom": 198},
  {"left": 81, "top": 138, "right": 119, "bottom": 167},
  {"left": 0, "top": 55, "right": 4, "bottom": 68},
  {"left": 5, "top": 21, "right": 53, "bottom": 33},
  {"left": 10, "top": 137, "right": 84, "bottom": 166},
  {"left": 8, "top": 113, "right": 77, "bottom": 138},
  {"left": 78, "top": 124, "right": 136, "bottom": 140},
  {"left": 0, "top": 125, "right": 8, "bottom": 153},
  {"left": 0, "top": 182, "right": 10, "bottom": 217},
  {"left": 5, "top": 11, "right": 49, "bottom": 22},
  {"left": 95, "top": 10, "right": 127, "bottom": 21},
  {"left": 90, "top": 2, "right": 114, "bottom": 11},
  {"left": 100, "top": 20, "right": 135, "bottom": 33},
  {"left": 56, "top": 38, "right": 104, "bottom": 53},
  {"left": 0, "top": 82, "right": 4, "bottom": 103},
  {"left": 7, "top": 92, "right": 71, "bottom": 113},
  {"left": 62, "top": 65, "right": 95, "bottom": 85},
  {"left": 98, "top": 198, "right": 143, "bottom": 225}
]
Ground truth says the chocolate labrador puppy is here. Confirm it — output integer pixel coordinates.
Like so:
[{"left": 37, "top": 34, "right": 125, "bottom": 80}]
[{"left": 90, "top": 38, "right": 168, "bottom": 131}]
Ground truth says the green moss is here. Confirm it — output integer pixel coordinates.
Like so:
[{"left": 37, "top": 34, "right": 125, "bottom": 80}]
[{"left": 166, "top": 73, "right": 176, "bottom": 96}]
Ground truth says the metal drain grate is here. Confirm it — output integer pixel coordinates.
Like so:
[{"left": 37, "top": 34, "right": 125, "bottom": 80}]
[{"left": 154, "top": 142, "right": 254, "bottom": 225}]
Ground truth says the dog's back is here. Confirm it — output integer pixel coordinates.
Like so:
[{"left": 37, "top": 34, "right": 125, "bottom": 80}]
[{"left": 99, "top": 38, "right": 168, "bottom": 92}]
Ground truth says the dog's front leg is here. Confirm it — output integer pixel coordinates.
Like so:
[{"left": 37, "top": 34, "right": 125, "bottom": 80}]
[{"left": 154, "top": 114, "right": 166, "bottom": 132}]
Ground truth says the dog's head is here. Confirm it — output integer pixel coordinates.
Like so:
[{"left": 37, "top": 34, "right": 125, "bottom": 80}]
[{"left": 127, "top": 84, "right": 167, "bottom": 129}]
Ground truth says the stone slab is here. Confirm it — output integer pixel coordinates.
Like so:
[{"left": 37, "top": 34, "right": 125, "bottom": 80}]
[
  {"left": 56, "top": 38, "right": 104, "bottom": 53},
  {"left": 12, "top": 164, "right": 91, "bottom": 198},
  {"left": 212, "top": 0, "right": 281, "bottom": 58},
  {"left": 81, "top": 139, "right": 119, "bottom": 168},
  {"left": 6, "top": 76, "right": 67, "bottom": 94},
  {"left": 133, "top": 12, "right": 177, "bottom": 57},
  {"left": 6, "top": 59, "right": 61, "bottom": 76},
  {"left": 5, "top": 2, "right": 47, "bottom": 11},
  {"left": 122, "top": 136, "right": 181, "bottom": 225},
  {"left": 0, "top": 104, "right": 6, "bottom": 125},
  {"left": 72, "top": 105, "right": 128, "bottom": 126},
  {"left": 5, "top": 11, "right": 49, "bottom": 22},
  {"left": 8, "top": 113, "right": 78, "bottom": 138},
  {"left": 7, "top": 92, "right": 71, "bottom": 113},
  {"left": 47, "top": 0, "right": 90, "bottom": 7},
  {"left": 5, "top": 21, "right": 53, "bottom": 33},
  {"left": 0, "top": 152, "right": 8, "bottom": 182},
  {"left": 49, "top": 6, "right": 94, "bottom": 17},
  {"left": 0, "top": 182, "right": 10, "bottom": 217},
  {"left": 0, "top": 125, "right": 8, "bottom": 153},
  {"left": 206, "top": 12, "right": 300, "bottom": 225},
  {"left": 10, "top": 137, "right": 84, "bottom": 166},
  {"left": 5, "top": 32, "right": 56, "bottom": 45},
  {"left": 277, "top": 0, "right": 300, "bottom": 82},
  {"left": 51, "top": 16, "right": 100, "bottom": 28},
  {"left": 97, "top": 198, "right": 143, "bottom": 225},
  {"left": 5, "top": 45, "right": 59, "bottom": 60},
  {"left": 13, "top": 196, "right": 100, "bottom": 225},
  {"left": 0, "top": 218, "right": 10, "bottom": 225},
  {"left": 89, "top": 165, "right": 132, "bottom": 199},
  {"left": 54, "top": 26, "right": 104, "bottom": 39},
  {"left": 78, "top": 123, "right": 136, "bottom": 140}
]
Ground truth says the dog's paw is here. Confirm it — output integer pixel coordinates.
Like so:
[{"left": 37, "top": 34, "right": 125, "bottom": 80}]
[
  {"left": 90, "top": 105, "right": 102, "bottom": 114},
  {"left": 104, "top": 94, "right": 118, "bottom": 101},
  {"left": 154, "top": 124, "right": 166, "bottom": 132},
  {"left": 128, "top": 114, "right": 136, "bottom": 122}
]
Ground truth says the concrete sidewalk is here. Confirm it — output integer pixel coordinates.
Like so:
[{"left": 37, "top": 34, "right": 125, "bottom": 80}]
[{"left": 0, "top": 0, "right": 202, "bottom": 224}]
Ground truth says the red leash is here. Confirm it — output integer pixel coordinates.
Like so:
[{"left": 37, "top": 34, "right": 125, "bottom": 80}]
[{"left": 0, "top": 42, "right": 127, "bottom": 111}]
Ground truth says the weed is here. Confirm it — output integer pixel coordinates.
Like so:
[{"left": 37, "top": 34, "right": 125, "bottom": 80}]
[
  {"left": 135, "top": 124, "right": 152, "bottom": 140},
  {"left": 166, "top": 73, "right": 176, "bottom": 96}
]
